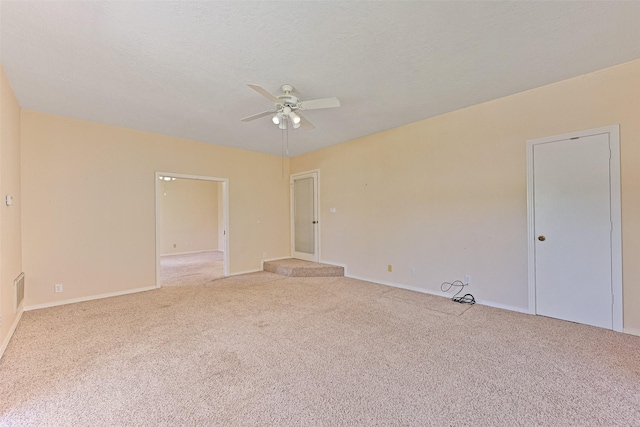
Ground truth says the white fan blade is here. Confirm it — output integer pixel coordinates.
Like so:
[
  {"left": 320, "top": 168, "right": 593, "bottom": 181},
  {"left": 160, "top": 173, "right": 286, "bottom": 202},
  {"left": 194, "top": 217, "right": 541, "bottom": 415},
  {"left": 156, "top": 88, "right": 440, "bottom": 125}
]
[
  {"left": 247, "top": 84, "right": 281, "bottom": 103},
  {"left": 241, "top": 110, "right": 275, "bottom": 122},
  {"left": 297, "top": 113, "right": 315, "bottom": 131},
  {"left": 299, "top": 97, "right": 340, "bottom": 110}
]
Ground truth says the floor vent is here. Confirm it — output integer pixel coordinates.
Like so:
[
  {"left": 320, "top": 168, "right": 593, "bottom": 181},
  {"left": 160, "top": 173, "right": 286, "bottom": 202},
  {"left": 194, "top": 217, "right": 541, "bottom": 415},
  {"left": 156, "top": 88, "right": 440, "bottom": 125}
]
[{"left": 14, "top": 272, "right": 25, "bottom": 311}]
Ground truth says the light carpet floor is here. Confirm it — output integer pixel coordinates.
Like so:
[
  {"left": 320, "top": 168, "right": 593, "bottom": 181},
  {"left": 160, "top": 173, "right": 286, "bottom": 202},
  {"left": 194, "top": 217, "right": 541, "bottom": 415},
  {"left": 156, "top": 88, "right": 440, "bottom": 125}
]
[
  {"left": 263, "top": 259, "right": 344, "bottom": 277},
  {"left": 1, "top": 272, "right": 639, "bottom": 426},
  {"left": 160, "top": 250, "right": 224, "bottom": 286}
]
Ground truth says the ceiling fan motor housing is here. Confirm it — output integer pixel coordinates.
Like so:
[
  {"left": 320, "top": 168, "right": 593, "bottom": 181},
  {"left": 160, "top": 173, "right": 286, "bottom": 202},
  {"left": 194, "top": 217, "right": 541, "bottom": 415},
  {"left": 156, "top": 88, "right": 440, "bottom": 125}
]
[
  {"left": 277, "top": 84, "right": 300, "bottom": 111},
  {"left": 277, "top": 94, "right": 300, "bottom": 109}
]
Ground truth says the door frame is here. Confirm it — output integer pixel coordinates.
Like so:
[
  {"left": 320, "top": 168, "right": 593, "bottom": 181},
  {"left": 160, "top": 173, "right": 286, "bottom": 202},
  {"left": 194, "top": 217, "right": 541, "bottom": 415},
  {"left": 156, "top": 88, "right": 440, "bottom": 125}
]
[
  {"left": 290, "top": 170, "right": 320, "bottom": 262},
  {"left": 526, "top": 125, "right": 622, "bottom": 331},
  {"left": 155, "top": 172, "right": 230, "bottom": 288}
]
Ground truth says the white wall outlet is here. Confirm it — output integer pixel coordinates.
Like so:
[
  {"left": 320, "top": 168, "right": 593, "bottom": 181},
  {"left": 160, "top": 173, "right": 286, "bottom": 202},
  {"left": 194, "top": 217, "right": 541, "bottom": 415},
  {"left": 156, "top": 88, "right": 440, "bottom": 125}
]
[
  {"left": 464, "top": 275, "right": 471, "bottom": 285},
  {"left": 329, "top": 207, "right": 336, "bottom": 213},
  {"left": 54, "top": 284, "right": 63, "bottom": 293},
  {"left": 410, "top": 267, "right": 416, "bottom": 277},
  {"left": 262, "top": 251, "right": 267, "bottom": 258}
]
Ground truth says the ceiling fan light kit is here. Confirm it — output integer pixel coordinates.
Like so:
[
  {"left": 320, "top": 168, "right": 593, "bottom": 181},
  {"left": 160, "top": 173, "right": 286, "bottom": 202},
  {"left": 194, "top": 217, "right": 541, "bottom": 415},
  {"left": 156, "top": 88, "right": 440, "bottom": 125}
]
[
  {"left": 289, "top": 111, "right": 301, "bottom": 124},
  {"left": 242, "top": 84, "right": 341, "bottom": 131}
]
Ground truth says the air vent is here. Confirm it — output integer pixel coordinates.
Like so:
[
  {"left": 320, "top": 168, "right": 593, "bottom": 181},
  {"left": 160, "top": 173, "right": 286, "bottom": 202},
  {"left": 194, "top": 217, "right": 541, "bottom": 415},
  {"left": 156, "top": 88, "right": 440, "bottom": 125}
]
[{"left": 14, "top": 272, "right": 24, "bottom": 311}]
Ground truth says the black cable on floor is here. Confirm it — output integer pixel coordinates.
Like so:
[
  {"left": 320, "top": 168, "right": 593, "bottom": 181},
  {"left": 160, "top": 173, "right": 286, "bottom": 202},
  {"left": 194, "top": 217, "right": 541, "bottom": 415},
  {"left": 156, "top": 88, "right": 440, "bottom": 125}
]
[
  {"left": 452, "top": 293, "right": 475, "bottom": 304},
  {"left": 440, "top": 280, "right": 475, "bottom": 305}
]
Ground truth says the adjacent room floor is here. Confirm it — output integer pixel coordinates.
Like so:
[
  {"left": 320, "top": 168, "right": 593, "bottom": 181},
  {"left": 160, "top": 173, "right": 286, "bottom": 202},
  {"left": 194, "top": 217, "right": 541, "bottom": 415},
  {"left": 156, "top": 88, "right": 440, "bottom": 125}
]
[
  {"left": 1, "top": 272, "right": 639, "bottom": 426},
  {"left": 160, "top": 250, "right": 225, "bottom": 287}
]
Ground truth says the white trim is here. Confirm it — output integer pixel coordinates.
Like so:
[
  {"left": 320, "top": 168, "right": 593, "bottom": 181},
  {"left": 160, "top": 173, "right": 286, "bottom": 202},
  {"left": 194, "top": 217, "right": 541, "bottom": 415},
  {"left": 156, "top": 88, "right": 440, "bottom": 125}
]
[
  {"left": 317, "top": 171, "right": 321, "bottom": 261},
  {"left": 160, "top": 249, "right": 221, "bottom": 257},
  {"left": 526, "top": 139, "right": 536, "bottom": 315},
  {"left": 155, "top": 172, "right": 230, "bottom": 287},
  {"left": 23, "top": 285, "right": 156, "bottom": 311},
  {"left": 623, "top": 328, "right": 640, "bottom": 337},
  {"left": 290, "top": 170, "right": 320, "bottom": 262},
  {"left": 344, "top": 273, "right": 529, "bottom": 314},
  {"left": 0, "top": 309, "right": 23, "bottom": 360},
  {"left": 227, "top": 269, "right": 263, "bottom": 277},
  {"left": 526, "top": 125, "right": 622, "bottom": 332},
  {"left": 608, "top": 126, "right": 623, "bottom": 332},
  {"left": 473, "top": 298, "right": 530, "bottom": 314},
  {"left": 347, "top": 273, "right": 452, "bottom": 297}
]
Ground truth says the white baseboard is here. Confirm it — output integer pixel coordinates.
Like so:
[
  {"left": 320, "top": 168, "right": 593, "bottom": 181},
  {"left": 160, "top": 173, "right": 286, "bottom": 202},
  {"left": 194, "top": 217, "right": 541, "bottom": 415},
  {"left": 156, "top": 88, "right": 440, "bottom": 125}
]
[
  {"left": 24, "top": 285, "right": 157, "bottom": 311},
  {"left": 160, "top": 249, "right": 221, "bottom": 256},
  {"left": 623, "top": 327, "right": 640, "bottom": 337},
  {"left": 264, "top": 256, "right": 292, "bottom": 262},
  {"left": 0, "top": 308, "right": 24, "bottom": 360},
  {"left": 346, "top": 273, "right": 450, "bottom": 298},
  {"left": 228, "top": 269, "right": 263, "bottom": 276},
  {"left": 345, "top": 273, "right": 530, "bottom": 314},
  {"left": 473, "top": 298, "right": 530, "bottom": 314}
]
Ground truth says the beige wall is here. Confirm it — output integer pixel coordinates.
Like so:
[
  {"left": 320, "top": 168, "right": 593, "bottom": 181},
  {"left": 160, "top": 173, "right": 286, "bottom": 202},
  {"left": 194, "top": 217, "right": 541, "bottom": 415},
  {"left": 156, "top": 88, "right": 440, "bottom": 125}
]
[
  {"left": 159, "top": 178, "right": 219, "bottom": 255},
  {"left": 291, "top": 59, "right": 640, "bottom": 331},
  {"left": 0, "top": 66, "right": 23, "bottom": 349},
  {"left": 21, "top": 111, "right": 290, "bottom": 307}
]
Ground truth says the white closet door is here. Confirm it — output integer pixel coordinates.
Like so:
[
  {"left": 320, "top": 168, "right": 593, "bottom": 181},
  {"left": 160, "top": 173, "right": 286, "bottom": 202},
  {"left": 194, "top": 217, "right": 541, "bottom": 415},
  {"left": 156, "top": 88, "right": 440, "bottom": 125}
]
[{"left": 533, "top": 133, "right": 612, "bottom": 329}]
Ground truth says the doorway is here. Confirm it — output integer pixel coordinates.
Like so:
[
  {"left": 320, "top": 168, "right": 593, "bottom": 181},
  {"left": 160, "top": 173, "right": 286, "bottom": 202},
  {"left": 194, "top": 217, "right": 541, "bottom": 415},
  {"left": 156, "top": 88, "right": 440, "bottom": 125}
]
[
  {"left": 526, "top": 125, "right": 622, "bottom": 331},
  {"left": 291, "top": 171, "right": 319, "bottom": 262},
  {"left": 155, "top": 172, "right": 229, "bottom": 287}
]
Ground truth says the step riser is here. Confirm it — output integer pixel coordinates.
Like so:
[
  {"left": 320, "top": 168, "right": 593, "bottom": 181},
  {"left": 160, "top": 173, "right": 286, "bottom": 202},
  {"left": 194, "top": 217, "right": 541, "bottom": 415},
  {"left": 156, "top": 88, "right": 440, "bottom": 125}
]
[{"left": 264, "top": 259, "right": 344, "bottom": 277}]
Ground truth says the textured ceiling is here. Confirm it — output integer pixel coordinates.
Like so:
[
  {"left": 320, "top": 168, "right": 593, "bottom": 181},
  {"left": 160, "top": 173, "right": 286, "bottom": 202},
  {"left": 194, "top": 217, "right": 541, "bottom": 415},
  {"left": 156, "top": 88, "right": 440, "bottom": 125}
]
[{"left": 2, "top": 1, "right": 640, "bottom": 157}]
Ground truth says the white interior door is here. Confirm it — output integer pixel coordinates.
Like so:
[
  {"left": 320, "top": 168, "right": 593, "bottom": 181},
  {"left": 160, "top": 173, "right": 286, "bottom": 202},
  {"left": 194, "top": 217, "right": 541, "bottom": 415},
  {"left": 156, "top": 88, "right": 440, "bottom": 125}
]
[
  {"left": 291, "top": 172, "right": 318, "bottom": 262},
  {"left": 531, "top": 132, "right": 616, "bottom": 329}
]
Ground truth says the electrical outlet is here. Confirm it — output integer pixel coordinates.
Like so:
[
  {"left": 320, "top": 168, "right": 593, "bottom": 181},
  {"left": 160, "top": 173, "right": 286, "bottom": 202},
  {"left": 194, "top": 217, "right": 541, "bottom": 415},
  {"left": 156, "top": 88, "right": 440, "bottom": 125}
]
[
  {"left": 55, "top": 284, "right": 63, "bottom": 293},
  {"left": 410, "top": 267, "right": 416, "bottom": 277},
  {"left": 464, "top": 275, "right": 471, "bottom": 285},
  {"left": 388, "top": 264, "right": 393, "bottom": 273},
  {"left": 262, "top": 251, "right": 267, "bottom": 258}
]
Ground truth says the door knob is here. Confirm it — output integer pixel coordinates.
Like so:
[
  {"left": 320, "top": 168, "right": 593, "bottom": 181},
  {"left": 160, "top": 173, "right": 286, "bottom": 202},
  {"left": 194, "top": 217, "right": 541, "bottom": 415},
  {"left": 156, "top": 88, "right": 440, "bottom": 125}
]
[{"left": 538, "top": 235, "right": 546, "bottom": 241}]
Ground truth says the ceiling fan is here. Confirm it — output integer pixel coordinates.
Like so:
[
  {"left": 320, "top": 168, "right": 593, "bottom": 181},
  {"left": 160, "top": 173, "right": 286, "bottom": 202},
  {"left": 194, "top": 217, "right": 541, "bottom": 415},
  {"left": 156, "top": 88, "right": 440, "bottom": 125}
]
[{"left": 241, "top": 84, "right": 340, "bottom": 130}]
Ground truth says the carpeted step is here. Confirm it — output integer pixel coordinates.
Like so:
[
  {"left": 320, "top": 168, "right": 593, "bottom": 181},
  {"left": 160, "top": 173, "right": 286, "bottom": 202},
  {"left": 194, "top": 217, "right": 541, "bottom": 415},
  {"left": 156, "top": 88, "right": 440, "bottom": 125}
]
[{"left": 264, "top": 259, "right": 344, "bottom": 277}]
